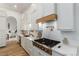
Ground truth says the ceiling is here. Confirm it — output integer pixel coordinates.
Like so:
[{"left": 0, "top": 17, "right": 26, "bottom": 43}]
[{"left": 0, "top": 3, "right": 32, "bottom": 13}]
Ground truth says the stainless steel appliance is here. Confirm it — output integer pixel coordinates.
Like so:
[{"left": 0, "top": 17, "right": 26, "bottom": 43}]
[{"left": 33, "top": 38, "right": 60, "bottom": 55}]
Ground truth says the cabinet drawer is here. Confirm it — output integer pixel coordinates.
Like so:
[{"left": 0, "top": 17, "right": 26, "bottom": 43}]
[
  {"left": 52, "top": 50, "right": 64, "bottom": 56},
  {"left": 0, "top": 38, "right": 6, "bottom": 47},
  {"left": 57, "top": 3, "right": 74, "bottom": 31},
  {"left": 33, "top": 46, "right": 50, "bottom": 56}
]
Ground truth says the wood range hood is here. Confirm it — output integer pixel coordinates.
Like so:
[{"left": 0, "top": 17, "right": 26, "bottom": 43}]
[{"left": 36, "top": 14, "right": 57, "bottom": 24}]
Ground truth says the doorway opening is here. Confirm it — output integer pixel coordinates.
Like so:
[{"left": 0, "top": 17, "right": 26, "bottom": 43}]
[{"left": 6, "top": 16, "right": 17, "bottom": 41}]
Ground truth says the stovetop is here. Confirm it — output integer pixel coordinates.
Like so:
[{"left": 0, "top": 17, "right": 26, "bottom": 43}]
[{"left": 34, "top": 38, "right": 60, "bottom": 48}]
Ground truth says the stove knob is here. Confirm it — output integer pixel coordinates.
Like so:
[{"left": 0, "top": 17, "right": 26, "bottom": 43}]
[
  {"left": 45, "top": 49, "right": 47, "bottom": 52},
  {"left": 43, "top": 48, "right": 44, "bottom": 50},
  {"left": 58, "top": 46, "right": 61, "bottom": 48},
  {"left": 37, "top": 45, "right": 38, "bottom": 47},
  {"left": 38, "top": 45, "right": 40, "bottom": 47},
  {"left": 39, "top": 46, "right": 41, "bottom": 47},
  {"left": 42, "top": 48, "right": 43, "bottom": 49}
]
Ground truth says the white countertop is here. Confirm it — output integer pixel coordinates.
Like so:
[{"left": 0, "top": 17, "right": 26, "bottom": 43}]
[
  {"left": 52, "top": 43, "right": 77, "bottom": 56},
  {"left": 26, "top": 37, "right": 77, "bottom": 56},
  {"left": 20, "top": 35, "right": 77, "bottom": 56}
]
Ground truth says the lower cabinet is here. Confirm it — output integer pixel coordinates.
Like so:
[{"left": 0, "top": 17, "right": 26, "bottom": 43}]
[
  {"left": 52, "top": 50, "right": 64, "bottom": 56},
  {"left": 21, "top": 37, "right": 63, "bottom": 56},
  {"left": 33, "top": 46, "right": 64, "bottom": 56},
  {"left": 33, "top": 46, "right": 50, "bottom": 56},
  {"left": 0, "top": 35, "right": 6, "bottom": 47},
  {"left": 21, "top": 37, "right": 26, "bottom": 49},
  {"left": 21, "top": 37, "right": 35, "bottom": 55},
  {"left": 21, "top": 36, "right": 49, "bottom": 56}
]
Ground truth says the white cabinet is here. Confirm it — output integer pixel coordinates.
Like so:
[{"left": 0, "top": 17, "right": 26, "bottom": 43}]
[
  {"left": 21, "top": 37, "right": 27, "bottom": 50},
  {"left": 25, "top": 37, "right": 34, "bottom": 55},
  {"left": 57, "top": 3, "right": 74, "bottom": 31},
  {"left": 0, "top": 17, "right": 7, "bottom": 30},
  {"left": 52, "top": 50, "right": 63, "bottom": 56},
  {"left": 33, "top": 46, "right": 50, "bottom": 56},
  {"left": 33, "top": 46, "right": 63, "bottom": 56},
  {"left": 21, "top": 36, "right": 47, "bottom": 56},
  {"left": 42, "top": 3, "right": 56, "bottom": 17},
  {"left": 0, "top": 31, "right": 6, "bottom": 47},
  {"left": 0, "top": 14, "right": 7, "bottom": 47},
  {"left": 0, "top": 37, "right": 6, "bottom": 47},
  {"left": 0, "top": 10, "right": 7, "bottom": 17},
  {"left": 21, "top": 37, "right": 34, "bottom": 55},
  {"left": 33, "top": 47, "right": 43, "bottom": 56}
]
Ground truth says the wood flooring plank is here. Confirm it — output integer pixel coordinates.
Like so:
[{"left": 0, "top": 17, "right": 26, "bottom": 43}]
[{"left": 0, "top": 40, "right": 29, "bottom": 56}]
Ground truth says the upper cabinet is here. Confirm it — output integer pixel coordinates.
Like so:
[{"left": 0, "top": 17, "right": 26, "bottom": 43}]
[{"left": 57, "top": 3, "right": 75, "bottom": 31}]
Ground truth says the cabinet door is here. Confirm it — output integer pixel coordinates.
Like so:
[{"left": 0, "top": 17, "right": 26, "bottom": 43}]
[
  {"left": 0, "top": 33, "right": 6, "bottom": 47},
  {"left": 52, "top": 50, "right": 63, "bottom": 56},
  {"left": 33, "top": 47, "right": 42, "bottom": 56},
  {"left": 0, "top": 37, "right": 6, "bottom": 47},
  {"left": 0, "top": 17, "right": 6, "bottom": 30},
  {"left": 25, "top": 39, "right": 34, "bottom": 56},
  {"left": 21, "top": 37, "right": 35, "bottom": 55},
  {"left": 26, "top": 39, "right": 33, "bottom": 52},
  {"left": 57, "top": 3, "right": 74, "bottom": 31},
  {"left": 21, "top": 37, "right": 28, "bottom": 51},
  {"left": 33, "top": 46, "right": 50, "bottom": 56},
  {"left": 43, "top": 3, "right": 55, "bottom": 17}
]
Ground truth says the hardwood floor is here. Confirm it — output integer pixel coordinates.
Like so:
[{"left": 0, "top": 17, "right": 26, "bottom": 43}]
[{"left": 0, "top": 39, "right": 29, "bottom": 56}]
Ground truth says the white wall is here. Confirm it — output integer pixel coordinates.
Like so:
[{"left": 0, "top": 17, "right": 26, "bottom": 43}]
[
  {"left": 21, "top": 4, "right": 38, "bottom": 30},
  {"left": 21, "top": 3, "right": 79, "bottom": 47},
  {"left": 6, "top": 9, "right": 22, "bottom": 35},
  {"left": 7, "top": 16, "right": 17, "bottom": 31},
  {"left": 21, "top": 11, "right": 31, "bottom": 30},
  {"left": 60, "top": 4, "right": 79, "bottom": 47},
  {"left": 7, "top": 16, "right": 17, "bottom": 37},
  {"left": 0, "top": 8, "right": 22, "bottom": 35},
  {"left": 0, "top": 5, "right": 22, "bottom": 46},
  {"left": 23, "top": 3, "right": 79, "bottom": 47},
  {"left": 21, "top": 3, "right": 56, "bottom": 31}
]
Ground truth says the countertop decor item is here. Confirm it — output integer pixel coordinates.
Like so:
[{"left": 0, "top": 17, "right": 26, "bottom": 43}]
[{"left": 63, "top": 37, "right": 69, "bottom": 45}]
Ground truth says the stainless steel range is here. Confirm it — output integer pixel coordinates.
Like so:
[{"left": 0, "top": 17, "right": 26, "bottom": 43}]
[{"left": 33, "top": 38, "right": 60, "bottom": 55}]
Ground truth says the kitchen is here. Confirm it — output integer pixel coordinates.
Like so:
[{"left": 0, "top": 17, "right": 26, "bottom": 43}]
[{"left": 0, "top": 3, "right": 79, "bottom": 56}]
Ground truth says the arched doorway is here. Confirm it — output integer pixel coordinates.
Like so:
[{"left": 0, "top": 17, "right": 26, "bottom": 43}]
[{"left": 6, "top": 16, "right": 17, "bottom": 40}]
